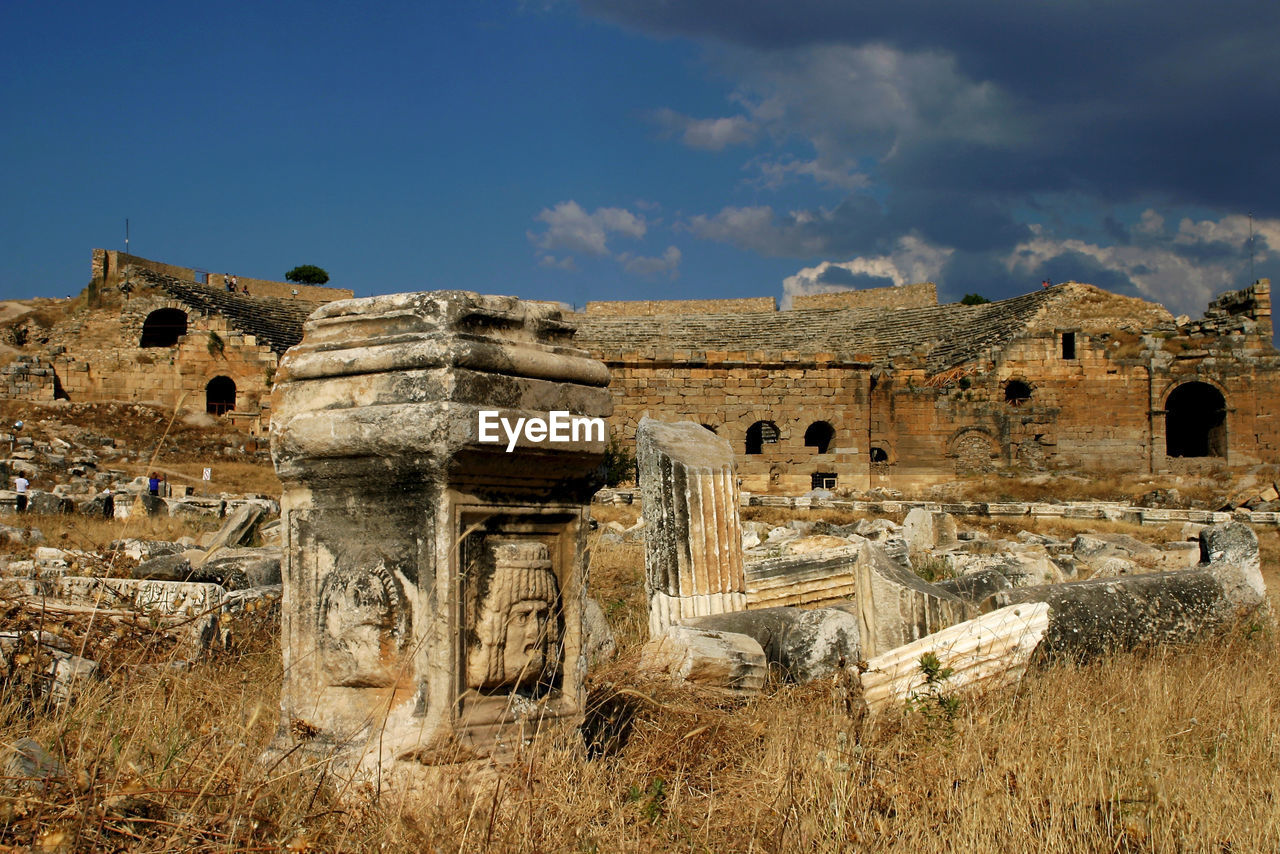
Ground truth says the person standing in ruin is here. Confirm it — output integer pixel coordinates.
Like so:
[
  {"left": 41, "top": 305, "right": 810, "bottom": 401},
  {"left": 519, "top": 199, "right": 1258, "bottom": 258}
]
[
  {"left": 14, "top": 475, "right": 28, "bottom": 513},
  {"left": 148, "top": 472, "right": 160, "bottom": 496},
  {"left": 101, "top": 488, "right": 114, "bottom": 520}
]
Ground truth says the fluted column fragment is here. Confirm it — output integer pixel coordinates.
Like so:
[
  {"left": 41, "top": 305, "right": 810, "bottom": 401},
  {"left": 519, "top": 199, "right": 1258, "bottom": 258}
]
[{"left": 637, "top": 418, "right": 747, "bottom": 636}]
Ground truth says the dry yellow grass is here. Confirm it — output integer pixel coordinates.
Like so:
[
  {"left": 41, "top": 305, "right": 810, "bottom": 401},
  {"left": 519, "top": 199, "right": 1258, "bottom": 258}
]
[{"left": 2, "top": 481, "right": 1280, "bottom": 849}]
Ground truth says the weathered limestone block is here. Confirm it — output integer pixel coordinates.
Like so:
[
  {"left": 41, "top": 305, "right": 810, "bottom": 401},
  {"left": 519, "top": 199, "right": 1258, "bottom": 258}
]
[
  {"left": 201, "top": 547, "right": 282, "bottom": 588},
  {"left": 639, "top": 625, "right": 767, "bottom": 695},
  {"left": 637, "top": 418, "right": 746, "bottom": 636},
  {"left": 933, "top": 568, "right": 1012, "bottom": 607},
  {"left": 852, "top": 540, "right": 968, "bottom": 658},
  {"left": 744, "top": 544, "right": 860, "bottom": 608},
  {"left": 194, "top": 503, "right": 266, "bottom": 561},
  {"left": 901, "top": 508, "right": 958, "bottom": 554},
  {"left": 688, "top": 605, "right": 860, "bottom": 683},
  {"left": 861, "top": 603, "right": 1050, "bottom": 714},
  {"left": 991, "top": 523, "right": 1266, "bottom": 658},
  {"left": 269, "top": 291, "right": 610, "bottom": 776}
]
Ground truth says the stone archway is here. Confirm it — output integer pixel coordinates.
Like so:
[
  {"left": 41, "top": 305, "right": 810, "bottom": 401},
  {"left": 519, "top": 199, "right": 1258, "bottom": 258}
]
[
  {"left": 206, "top": 376, "right": 236, "bottom": 416},
  {"left": 139, "top": 308, "right": 188, "bottom": 348},
  {"left": 1165, "top": 381, "right": 1227, "bottom": 458}
]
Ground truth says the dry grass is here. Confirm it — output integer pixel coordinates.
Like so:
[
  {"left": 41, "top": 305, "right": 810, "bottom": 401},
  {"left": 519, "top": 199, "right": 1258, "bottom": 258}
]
[
  {"left": 3, "top": 471, "right": 1280, "bottom": 848},
  {"left": 6, "top": 608, "right": 1278, "bottom": 851}
]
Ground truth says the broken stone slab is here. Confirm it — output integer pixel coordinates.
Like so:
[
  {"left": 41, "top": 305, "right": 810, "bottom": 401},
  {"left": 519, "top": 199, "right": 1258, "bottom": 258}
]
[
  {"left": 200, "top": 547, "right": 282, "bottom": 588},
  {"left": 851, "top": 539, "right": 968, "bottom": 659},
  {"left": 6, "top": 576, "right": 229, "bottom": 617},
  {"left": 901, "top": 508, "right": 958, "bottom": 554},
  {"left": 0, "top": 632, "right": 99, "bottom": 704},
  {"left": 1088, "top": 556, "right": 1139, "bottom": 578},
  {"left": 109, "top": 539, "right": 187, "bottom": 562},
  {"left": 28, "top": 491, "right": 74, "bottom": 515},
  {"left": 0, "top": 523, "right": 42, "bottom": 545},
  {"left": 861, "top": 602, "right": 1051, "bottom": 715},
  {"left": 744, "top": 544, "right": 860, "bottom": 609},
  {"left": 686, "top": 605, "right": 860, "bottom": 683},
  {"left": 193, "top": 503, "right": 266, "bottom": 563},
  {"left": 1, "top": 738, "right": 65, "bottom": 788},
  {"left": 637, "top": 418, "right": 747, "bottom": 636},
  {"left": 989, "top": 522, "right": 1266, "bottom": 659},
  {"left": 170, "top": 498, "right": 226, "bottom": 521},
  {"left": 933, "top": 568, "right": 1013, "bottom": 607},
  {"left": 131, "top": 552, "right": 254, "bottom": 589},
  {"left": 638, "top": 625, "right": 767, "bottom": 695},
  {"left": 582, "top": 597, "right": 616, "bottom": 666}
]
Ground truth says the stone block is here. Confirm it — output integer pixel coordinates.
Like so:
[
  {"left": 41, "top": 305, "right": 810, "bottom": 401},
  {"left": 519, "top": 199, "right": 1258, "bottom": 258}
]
[
  {"left": 744, "top": 544, "right": 860, "bottom": 608},
  {"left": 269, "top": 290, "right": 610, "bottom": 776},
  {"left": 689, "top": 605, "right": 860, "bottom": 683},
  {"left": 639, "top": 625, "right": 767, "bottom": 695},
  {"left": 851, "top": 539, "right": 967, "bottom": 658}
]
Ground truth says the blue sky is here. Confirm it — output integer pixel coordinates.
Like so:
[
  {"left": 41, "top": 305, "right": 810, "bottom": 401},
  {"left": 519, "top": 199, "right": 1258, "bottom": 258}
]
[{"left": 3, "top": 1, "right": 1277, "bottom": 316}]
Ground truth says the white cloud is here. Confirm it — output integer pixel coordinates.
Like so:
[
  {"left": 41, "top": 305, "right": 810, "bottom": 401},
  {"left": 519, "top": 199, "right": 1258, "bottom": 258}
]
[
  {"left": 651, "top": 108, "right": 757, "bottom": 151},
  {"left": 538, "top": 254, "right": 577, "bottom": 271},
  {"left": 529, "top": 200, "right": 646, "bottom": 256},
  {"left": 782, "top": 234, "right": 954, "bottom": 306},
  {"left": 618, "top": 245, "right": 682, "bottom": 277},
  {"left": 754, "top": 156, "right": 869, "bottom": 191},
  {"left": 1005, "top": 213, "right": 1280, "bottom": 314}
]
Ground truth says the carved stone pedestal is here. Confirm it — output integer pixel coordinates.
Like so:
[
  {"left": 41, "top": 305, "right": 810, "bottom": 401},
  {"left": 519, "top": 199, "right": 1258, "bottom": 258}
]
[{"left": 269, "top": 291, "right": 609, "bottom": 777}]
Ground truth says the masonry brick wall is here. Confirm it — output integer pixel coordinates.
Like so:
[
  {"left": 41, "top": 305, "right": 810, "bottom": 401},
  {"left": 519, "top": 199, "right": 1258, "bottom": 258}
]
[{"left": 603, "top": 352, "right": 870, "bottom": 493}]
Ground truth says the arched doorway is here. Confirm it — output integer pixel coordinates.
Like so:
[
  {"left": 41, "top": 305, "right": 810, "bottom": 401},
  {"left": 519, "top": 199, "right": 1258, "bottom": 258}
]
[
  {"left": 745, "top": 420, "right": 779, "bottom": 455},
  {"left": 804, "top": 421, "right": 835, "bottom": 454},
  {"left": 206, "top": 376, "right": 236, "bottom": 415},
  {"left": 1166, "top": 382, "right": 1226, "bottom": 457},
  {"left": 139, "top": 308, "right": 188, "bottom": 347}
]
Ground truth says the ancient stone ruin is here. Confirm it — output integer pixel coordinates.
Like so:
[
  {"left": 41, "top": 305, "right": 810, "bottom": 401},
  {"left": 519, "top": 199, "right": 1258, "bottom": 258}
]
[{"left": 269, "top": 290, "right": 610, "bottom": 775}]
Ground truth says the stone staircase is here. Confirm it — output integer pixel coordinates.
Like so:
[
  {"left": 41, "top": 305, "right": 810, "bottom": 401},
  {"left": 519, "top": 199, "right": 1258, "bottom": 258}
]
[{"left": 131, "top": 269, "right": 328, "bottom": 355}]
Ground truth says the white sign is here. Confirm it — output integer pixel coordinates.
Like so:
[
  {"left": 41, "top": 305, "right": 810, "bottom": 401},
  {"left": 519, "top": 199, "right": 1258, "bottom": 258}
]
[
  {"left": 476, "top": 410, "right": 606, "bottom": 453},
  {"left": 202, "top": 467, "right": 212, "bottom": 481}
]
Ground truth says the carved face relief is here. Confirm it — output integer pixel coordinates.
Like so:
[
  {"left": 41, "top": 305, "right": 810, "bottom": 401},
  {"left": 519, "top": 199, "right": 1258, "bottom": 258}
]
[
  {"left": 318, "top": 563, "right": 405, "bottom": 687},
  {"left": 466, "top": 539, "right": 561, "bottom": 692}
]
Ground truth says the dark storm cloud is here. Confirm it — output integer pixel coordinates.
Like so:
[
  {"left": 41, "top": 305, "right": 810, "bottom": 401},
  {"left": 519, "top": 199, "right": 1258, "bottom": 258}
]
[{"left": 582, "top": 0, "right": 1280, "bottom": 214}]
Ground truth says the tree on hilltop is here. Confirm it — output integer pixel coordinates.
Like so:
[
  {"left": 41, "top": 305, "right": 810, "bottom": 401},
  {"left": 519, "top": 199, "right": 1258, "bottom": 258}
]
[
  {"left": 960, "top": 293, "right": 991, "bottom": 305},
  {"left": 285, "top": 265, "right": 330, "bottom": 285}
]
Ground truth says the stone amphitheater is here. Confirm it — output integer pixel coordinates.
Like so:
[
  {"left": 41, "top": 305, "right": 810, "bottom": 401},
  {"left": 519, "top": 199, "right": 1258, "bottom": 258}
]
[{"left": 1, "top": 249, "right": 1276, "bottom": 492}]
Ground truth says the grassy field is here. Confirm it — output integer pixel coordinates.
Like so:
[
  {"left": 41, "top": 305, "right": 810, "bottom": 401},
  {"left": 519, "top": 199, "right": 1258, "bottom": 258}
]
[{"left": 1, "top": 493, "right": 1279, "bottom": 850}]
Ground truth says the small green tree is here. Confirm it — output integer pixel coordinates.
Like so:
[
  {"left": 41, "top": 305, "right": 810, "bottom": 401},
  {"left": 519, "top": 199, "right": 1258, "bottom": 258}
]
[
  {"left": 285, "top": 265, "right": 330, "bottom": 285},
  {"left": 960, "top": 293, "right": 991, "bottom": 305},
  {"left": 602, "top": 435, "right": 637, "bottom": 487}
]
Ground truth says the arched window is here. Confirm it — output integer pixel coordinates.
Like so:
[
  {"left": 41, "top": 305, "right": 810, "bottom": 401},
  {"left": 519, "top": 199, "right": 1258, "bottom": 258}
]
[
  {"left": 870, "top": 447, "right": 889, "bottom": 463},
  {"left": 804, "top": 421, "right": 835, "bottom": 454},
  {"left": 139, "top": 308, "right": 188, "bottom": 348},
  {"left": 206, "top": 376, "right": 236, "bottom": 415},
  {"left": 1166, "top": 382, "right": 1227, "bottom": 457},
  {"left": 1004, "top": 379, "right": 1032, "bottom": 406},
  {"left": 745, "top": 420, "right": 779, "bottom": 455}
]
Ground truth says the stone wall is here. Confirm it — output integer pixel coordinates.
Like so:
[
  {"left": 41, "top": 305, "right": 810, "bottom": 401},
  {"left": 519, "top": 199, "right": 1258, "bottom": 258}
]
[
  {"left": 38, "top": 292, "right": 280, "bottom": 431},
  {"left": 605, "top": 350, "right": 870, "bottom": 493},
  {"left": 581, "top": 282, "right": 1280, "bottom": 492},
  {"left": 791, "top": 281, "right": 938, "bottom": 311}
]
